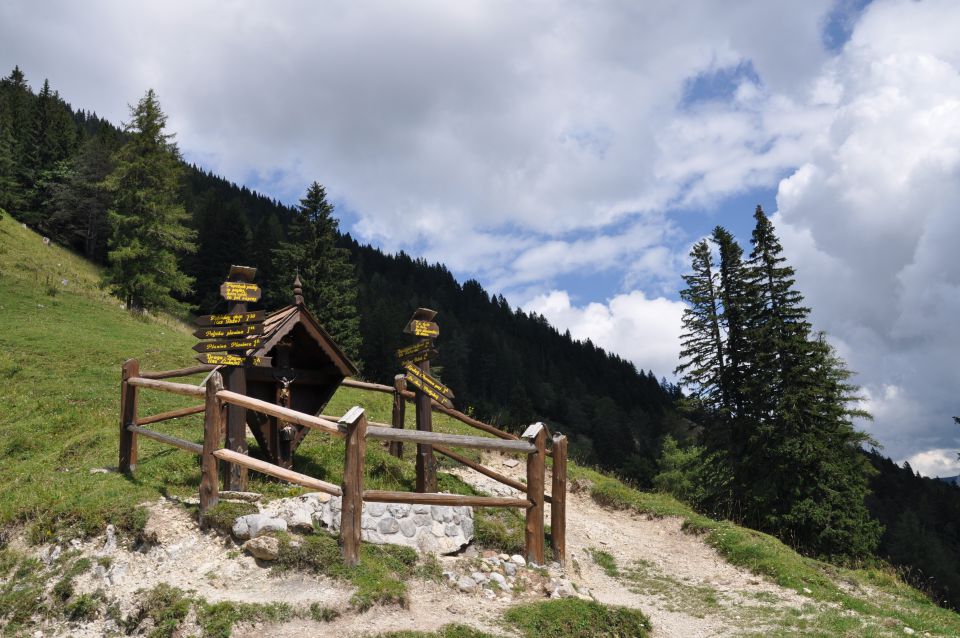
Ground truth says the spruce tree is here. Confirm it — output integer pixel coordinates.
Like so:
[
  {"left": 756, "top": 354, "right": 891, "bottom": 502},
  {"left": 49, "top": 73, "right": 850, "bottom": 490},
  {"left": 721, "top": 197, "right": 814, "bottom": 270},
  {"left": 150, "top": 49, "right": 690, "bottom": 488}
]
[
  {"left": 269, "top": 182, "right": 362, "bottom": 363},
  {"left": 103, "top": 89, "right": 196, "bottom": 311}
]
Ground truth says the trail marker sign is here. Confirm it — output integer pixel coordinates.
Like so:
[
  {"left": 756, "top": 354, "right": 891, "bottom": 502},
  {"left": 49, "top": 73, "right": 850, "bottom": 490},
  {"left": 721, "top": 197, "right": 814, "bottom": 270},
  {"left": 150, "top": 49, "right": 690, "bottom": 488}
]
[
  {"left": 220, "top": 282, "right": 261, "bottom": 302},
  {"left": 194, "top": 311, "right": 265, "bottom": 327},
  {"left": 196, "top": 353, "right": 271, "bottom": 367},
  {"left": 193, "top": 323, "right": 263, "bottom": 340},
  {"left": 192, "top": 338, "right": 262, "bottom": 353},
  {"left": 403, "top": 361, "right": 454, "bottom": 400}
]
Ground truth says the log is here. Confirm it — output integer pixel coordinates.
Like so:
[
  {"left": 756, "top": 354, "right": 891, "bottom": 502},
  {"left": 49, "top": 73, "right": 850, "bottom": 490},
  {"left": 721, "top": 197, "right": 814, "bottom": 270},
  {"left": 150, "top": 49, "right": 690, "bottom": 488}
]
[
  {"left": 200, "top": 373, "right": 224, "bottom": 517},
  {"left": 433, "top": 445, "right": 551, "bottom": 503},
  {"left": 428, "top": 402, "right": 519, "bottom": 440},
  {"left": 362, "top": 490, "right": 530, "bottom": 508},
  {"left": 340, "top": 378, "right": 395, "bottom": 394},
  {"left": 215, "top": 389, "right": 342, "bottom": 436},
  {"left": 119, "top": 359, "right": 139, "bottom": 473},
  {"left": 390, "top": 374, "right": 406, "bottom": 458},
  {"left": 212, "top": 449, "right": 342, "bottom": 496},
  {"left": 365, "top": 425, "right": 535, "bottom": 454},
  {"left": 550, "top": 433, "right": 568, "bottom": 566},
  {"left": 138, "top": 364, "right": 215, "bottom": 380},
  {"left": 126, "top": 426, "right": 202, "bottom": 455},
  {"left": 524, "top": 423, "right": 548, "bottom": 565},
  {"left": 340, "top": 406, "right": 366, "bottom": 566},
  {"left": 136, "top": 404, "right": 205, "bottom": 426},
  {"left": 128, "top": 376, "right": 206, "bottom": 398},
  {"left": 414, "top": 353, "right": 436, "bottom": 493}
]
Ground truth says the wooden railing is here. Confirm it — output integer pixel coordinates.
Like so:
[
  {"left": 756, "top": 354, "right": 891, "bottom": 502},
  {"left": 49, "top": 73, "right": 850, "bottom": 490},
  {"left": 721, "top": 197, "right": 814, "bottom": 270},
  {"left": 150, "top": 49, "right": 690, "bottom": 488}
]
[{"left": 119, "top": 359, "right": 567, "bottom": 566}]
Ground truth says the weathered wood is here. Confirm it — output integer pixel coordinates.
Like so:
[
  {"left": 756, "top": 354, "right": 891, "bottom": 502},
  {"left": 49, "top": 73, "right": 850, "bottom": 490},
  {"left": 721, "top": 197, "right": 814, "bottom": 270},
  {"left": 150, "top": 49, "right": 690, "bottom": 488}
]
[
  {"left": 196, "top": 353, "right": 271, "bottom": 367},
  {"left": 119, "top": 359, "right": 140, "bottom": 473},
  {"left": 366, "top": 425, "right": 535, "bottom": 453},
  {"left": 340, "top": 407, "right": 366, "bottom": 566},
  {"left": 200, "top": 373, "right": 224, "bottom": 518},
  {"left": 192, "top": 338, "right": 262, "bottom": 353},
  {"left": 362, "top": 490, "right": 530, "bottom": 508},
  {"left": 138, "top": 364, "right": 215, "bottom": 380},
  {"left": 194, "top": 310, "right": 265, "bottom": 327},
  {"left": 193, "top": 323, "right": 264, "bottom": 340},
  {"left": 550, "top": 433, "right": 568, "bottom": 566},
  {"left": 340, "top": 378, "right": 396, "bottom": 394},
  {"left": 220, "top": 281, "right": 261, "bottom": 302},
  {"left": 136, "top": 404, "right": 205, "bottom": 426},
  {"left": 524, "top": 422, "right": 548, "bottom": 565},
  {"left": 428, "top": 402, "right": 519, "bottom": 440},
  {"left": 432, "top": 445, "right": 551, "bottom": 503},
  {"left": 212, "top": 449, "right": 342, "bottom": 496},
  {"left": 128, "top": 376, "right": 206, "bottom": 398},
  {"left": 405, "top": 372, "right": 454, "bottom": 409},
  {"left": 403, "top": 362, "right": 454, "bottom": 399},
  {"left": 390, "top": 374, "right": 406, "bottom": 458},
  {"left": 414, "top": 348, "right": 437, "bottom": 493},
  {"left": 216, "top": 390, "right": 342, "bottom": 435},
  {"left": 404, "top": 319, "right": 439, "bottom": 338},
  {"left": 127, "top": 425, "right": 203, "bottom": 455}
]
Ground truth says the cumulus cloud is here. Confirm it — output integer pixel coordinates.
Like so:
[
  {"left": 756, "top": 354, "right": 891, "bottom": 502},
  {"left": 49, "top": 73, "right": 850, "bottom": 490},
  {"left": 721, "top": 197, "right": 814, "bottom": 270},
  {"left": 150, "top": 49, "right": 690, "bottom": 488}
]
[{"left": 524, "top": 290, "right": 686, "bottom": 379}]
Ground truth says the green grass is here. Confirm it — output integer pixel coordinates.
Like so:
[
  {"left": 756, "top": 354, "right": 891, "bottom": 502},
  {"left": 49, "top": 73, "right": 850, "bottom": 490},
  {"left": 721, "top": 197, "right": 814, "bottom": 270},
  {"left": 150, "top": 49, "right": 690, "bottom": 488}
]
[
  {"left": 504, "top": 598, "right": 651, "bottom": 638},
  {"left": 588, "top": 548, "right": 619, "bottom": 578}
]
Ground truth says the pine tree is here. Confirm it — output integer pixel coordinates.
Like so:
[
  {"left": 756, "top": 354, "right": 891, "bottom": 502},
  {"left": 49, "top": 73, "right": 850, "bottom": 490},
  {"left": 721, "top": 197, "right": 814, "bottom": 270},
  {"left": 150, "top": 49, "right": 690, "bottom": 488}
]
[
  {"left": 269, "top": 182, "right": 362, "bottom": 363},
  {"left": 103, "top": 89, "right": 196, "bottom": 312}
]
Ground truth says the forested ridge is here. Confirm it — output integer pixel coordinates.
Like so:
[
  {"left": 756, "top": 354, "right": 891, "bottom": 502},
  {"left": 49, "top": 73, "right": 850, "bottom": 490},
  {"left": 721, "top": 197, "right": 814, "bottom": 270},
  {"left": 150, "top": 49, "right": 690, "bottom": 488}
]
[{"left": 3, "top": 67, "right": 959, "bottom": 612}]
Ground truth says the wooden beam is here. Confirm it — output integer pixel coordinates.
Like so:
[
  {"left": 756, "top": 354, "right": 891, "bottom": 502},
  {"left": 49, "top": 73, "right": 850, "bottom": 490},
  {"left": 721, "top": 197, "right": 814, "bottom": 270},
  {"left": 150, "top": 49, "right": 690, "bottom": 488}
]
[
  {"left": 340, "top": 378, "right": 395, "bottom": 394},
  {"left": 119, "top": 359, "right": 139, "bottom": 474},
  {"left": 200, "top": 373, "right": 224, "bottom": 518},
  {"left": 524, "top": 422, "right": 548, "bottom": 565},
  {"left": 212, "top": 449, "right": 342, "bottom": 496},
  {"left": 550, "top": 433, "right": 568, "bottom": 566},
  {"left": 136, "top": 404, "right": 205, "bottom": 426},
  {"left": 128, "top": 376, "right": 206, "bottom": 398},
  {"left": 433, "top": 445, "right": 552, "bottom": 503},
  {"left": 127, "top": 425, "right": 202, "bottom": 455},
  {"left": 414, "top": 349, "right": 437, "bottom": 493},
  {"left": 429, "top": 402, "right": 519, "bottom": 440},
  {"left": 215, "top": 389, "right": 342, "bottom": 436},
  {"left": 138, "top": 364, "right": 215, "bottom": 380},
  {"left": 340, "top": 406, "right": 366, "bottom": 566},
  {"left": 362, "top": 490, "right": 530, "bottom": 508},
  {"left": 390, "top": 374, "right": 406, "bottom": 458},
  {"left": 366, "top": 425, "right": 535, "bottom": 454}
]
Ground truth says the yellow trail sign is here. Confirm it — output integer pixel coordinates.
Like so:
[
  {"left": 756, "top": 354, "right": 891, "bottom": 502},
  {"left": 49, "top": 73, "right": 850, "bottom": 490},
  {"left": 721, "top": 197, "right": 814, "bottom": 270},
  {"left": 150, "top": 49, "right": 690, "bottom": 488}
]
[
  {"left": 193, "top": 323, "right": 263, "bottom": 340},
  {"left": 403, "top": 361, "right": 454, "bottom": 399},
  {"left": 196, "top": 353, "right": 270, "bottom": 367},
  {"left": 405, "top": 373, "right": 454, "bottom": 409},
  {"left": 220, "top": 281, "right": 261, "bottom": 302},
  {"left": 192, "top": 338, "right": 262, "bottom": 353},
  {"left": 194, "top": 311, "right": 265, "bottom": 327},
  {"left": 404, "top": 319, "right": 439, "bottom": 338}
]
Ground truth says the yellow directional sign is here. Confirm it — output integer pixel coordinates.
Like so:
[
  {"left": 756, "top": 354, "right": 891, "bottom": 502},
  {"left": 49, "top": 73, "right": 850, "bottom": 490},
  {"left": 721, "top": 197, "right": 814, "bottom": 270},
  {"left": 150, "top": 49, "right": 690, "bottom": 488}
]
[
  {"left": 193, "top": 323, "right": 263, "bottom": 340},
  {"left": 403, "top": 361, "right": 454, "bottom": 399},
  {"left": 194, "top": 311, "right": 265, "bottom": 327},
  {"left": 405, "top": 372, "right": 454, "bottom": 409},
  {"left": 192, "top": 338, "right": 262, "bottom": 353},
  {"left": 396, "top": 340, "right": 437, "bottom": 364},
  {"left": 220, "top": 281, "right": 261, "bottom": 302},
  {"left": 404, "top": 320, "right": 439, "bottom": 338},
  {"left": 196, "top": 353, "right": 271, "bottom": 367}
]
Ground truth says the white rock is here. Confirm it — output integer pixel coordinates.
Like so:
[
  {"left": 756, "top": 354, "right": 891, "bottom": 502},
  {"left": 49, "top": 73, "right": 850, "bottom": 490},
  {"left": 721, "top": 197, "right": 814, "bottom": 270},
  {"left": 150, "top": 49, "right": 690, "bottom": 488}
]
[
  {"left": 102, "top": 524, "right": 117, "bottom": 555},
  {"left": 242, "top": 536, "right": 280, "bottom": 561},
  {"left": 482, "top": 588, "right": 496, "bottom": 600},
  {"left": 471, "top": 571, "right": 488, "bottom": 584},
  {"left": 489, "top": 573, "right": 508, "bottom": 588},
  {"left": 503, "top": 458, "right": 520, "bottom": 468},
  {"left": 510, "top": 554, "right": 526, "bottom": 566},
  {"left": 504, "top": 563, "right": 517, "bottom": 577},
  {"left": 219, "top": 491, "right": 262, "bottom": 503},
  {"left": 903, "top": 629, "right": 915, "bottom": 635},
  {"left": 457, "top": 576, "right": 478, "bottom": 593}
]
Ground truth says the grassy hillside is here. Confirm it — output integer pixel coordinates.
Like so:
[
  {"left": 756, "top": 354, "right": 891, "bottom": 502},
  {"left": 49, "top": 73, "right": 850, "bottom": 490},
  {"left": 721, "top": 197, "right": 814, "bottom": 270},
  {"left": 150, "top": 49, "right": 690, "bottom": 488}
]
[{"left": 2, "top": 211, "right": 960, "bottom": 636}]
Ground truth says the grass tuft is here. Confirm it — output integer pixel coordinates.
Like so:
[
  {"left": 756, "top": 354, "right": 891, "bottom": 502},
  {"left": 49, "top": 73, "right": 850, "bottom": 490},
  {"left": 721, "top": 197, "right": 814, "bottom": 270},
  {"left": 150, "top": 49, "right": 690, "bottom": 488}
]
[{"left": 504, "top": 598, "right": 651, "bottom": 638}]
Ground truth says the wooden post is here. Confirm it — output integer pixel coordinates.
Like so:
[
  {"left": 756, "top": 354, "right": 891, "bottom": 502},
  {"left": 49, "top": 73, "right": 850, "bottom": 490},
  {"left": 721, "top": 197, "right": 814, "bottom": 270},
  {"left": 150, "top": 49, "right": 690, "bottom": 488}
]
[
  {"left": 414, "top": 353, "right": 437, "bottom": 492},
  {"left": 340, "top": 406, "right": 367, "bottom": 566},
  {"left": 199, "top": 372, "right": 224, "bottom": 522},
  {"left": 119, "top": 359, "right": 140, "bottom": 474},
  {"left": 221, "top": 269, "right": 253, "bottom": 491},
  {"left": 550, "top": 433, "right": 568, "bottom": 566},
  {"left": 523, "top": 422, "right": 547, "bottom": 565},
  {"left": 390, "top": 374, "right": 406, "bottom": 458}
]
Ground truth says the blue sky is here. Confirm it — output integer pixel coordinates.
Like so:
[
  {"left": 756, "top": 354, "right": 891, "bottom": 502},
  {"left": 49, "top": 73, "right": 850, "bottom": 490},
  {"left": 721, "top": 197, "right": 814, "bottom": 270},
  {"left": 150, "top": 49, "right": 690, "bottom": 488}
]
[{"left": 2, "top": 0, "right": 958, "bottom": 477}]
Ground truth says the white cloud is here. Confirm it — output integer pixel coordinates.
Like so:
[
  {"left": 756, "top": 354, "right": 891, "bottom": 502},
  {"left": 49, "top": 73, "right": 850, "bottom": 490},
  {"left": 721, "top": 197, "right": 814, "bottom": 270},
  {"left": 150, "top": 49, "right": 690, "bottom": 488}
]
[
  {"left": 905, "top": 449, "right": 960, "bottom": 480},
  {"left": 524, "top": 290, "right": 686, "bottom": 379}
]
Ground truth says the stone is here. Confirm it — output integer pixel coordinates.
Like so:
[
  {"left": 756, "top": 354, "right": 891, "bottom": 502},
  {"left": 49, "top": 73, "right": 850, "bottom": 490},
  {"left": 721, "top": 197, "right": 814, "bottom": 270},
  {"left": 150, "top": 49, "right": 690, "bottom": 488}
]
[
  {"left": 445, "top": 524, "right": 458, "bottom": 537},
  {"left": 442, "top": 510, "right": 453, "bottom": 522},
  {"left": 489, "top": 573, "right": 508, "bottom": 588},
  {"left": 413, "top": 514, "right": 433, "bottom": 526},
  {"left": 89, "top": 467, "right": 110, "bottom": 474},
  {"left": 479, "top": 562, "right": 491, "bottom": 573},
  {"left": 504, "top": 563, "right": 517, "bottom": 577},
  {"left": 368, "top": 503, "right": 387, "bottom": 516},
  {"left": 903, "top": 629, "right": 915, "bottom": 635},
  {"left": 236, "top": 514, "right": 287, "bottom": 539},
  {"left": 462, "top": 518, "right": 474, "bottom": 537},
  {"left": 378, "top": 517, "right": 400, "bottom": 534},
  {"left": 262, "top": 494, "right": 327, "bottom": 530},
  {"left": 399, "top": 518, "right": 417, "bottom": 538},
  {"left": 102, "top": 525, "right": 116, "bottom": 555},
  {"left": 431, "top": 506, "right": 445, "bottom": 522},
  {"left": 482, "top": 588, "right": 496, "bottom": 600},
  {"left": 242, "top": 536, "right": 280, "bottom": 561},
  {"left": 361, "top": 516, "right": 377, "bottom": 530},
  {"left": 220, "top": 491, "right": 262, "bottom": 503},
  {"left": 388, "top": 504, "right": 411, "bottom": 518},
  {"left": 457, "top": 576, "right": 478, "bottom": 593},
  {"left": 510, "top": 554, "right": 526, "bottom": 566},
  {"left": 413, "top": 504, "right": 430, "bottom": 514},
  {"left": 499, "top": 553, "right": 511, "bottom": 561},
  {"left": 432, "top": 522, "right": 446, "bottom": 538},
  {"left": 503, "top": 458, "right": 520, "bottom": 468}
]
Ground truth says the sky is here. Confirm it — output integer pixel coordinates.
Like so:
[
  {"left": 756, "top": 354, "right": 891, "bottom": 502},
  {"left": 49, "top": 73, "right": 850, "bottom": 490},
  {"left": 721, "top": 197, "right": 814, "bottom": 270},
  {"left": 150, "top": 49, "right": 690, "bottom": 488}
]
[{"left": 2, "top": 0, "right": 958, "bottom": 477}]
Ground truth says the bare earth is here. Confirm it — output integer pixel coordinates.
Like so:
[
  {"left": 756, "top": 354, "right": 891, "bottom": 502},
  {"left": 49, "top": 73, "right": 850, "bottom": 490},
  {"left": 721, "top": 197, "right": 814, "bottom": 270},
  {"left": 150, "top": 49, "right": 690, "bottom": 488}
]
[{"left": 24, "top": 453, "right": 816, "bottom": 637}]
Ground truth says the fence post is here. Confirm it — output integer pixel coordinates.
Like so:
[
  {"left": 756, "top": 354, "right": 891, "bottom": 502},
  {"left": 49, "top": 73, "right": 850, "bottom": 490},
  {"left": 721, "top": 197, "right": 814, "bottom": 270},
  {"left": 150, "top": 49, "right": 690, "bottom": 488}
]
[
  {"left": 200, "top": 371, "right": 224, "bottom": 522},
  {"left": 550, "top": 433, "right": 568, "bottom": 566},
  {"left": 119, "top": 359, "right": 140, "bottom": 474},
  {"left": 390, "top": 374, "right": 406, "bottom": 458},
  {"left": 340, "top": 406, "right": 367, "bottom": 566},
  {"left": 522, "top": 422, "right": 547, "bottom": 565}
]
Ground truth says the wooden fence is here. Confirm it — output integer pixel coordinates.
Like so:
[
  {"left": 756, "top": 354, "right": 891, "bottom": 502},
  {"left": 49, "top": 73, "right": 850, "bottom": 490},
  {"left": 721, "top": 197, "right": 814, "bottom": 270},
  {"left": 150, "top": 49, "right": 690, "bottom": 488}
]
[{"left": 119, "top": 359, "right": 567, "bottom": 566}]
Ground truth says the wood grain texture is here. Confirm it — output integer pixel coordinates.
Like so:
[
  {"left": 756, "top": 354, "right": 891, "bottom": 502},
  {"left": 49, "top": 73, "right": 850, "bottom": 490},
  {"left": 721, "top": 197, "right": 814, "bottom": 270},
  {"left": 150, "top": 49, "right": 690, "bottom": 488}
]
[
  {"left": 362, "top": 490, "right": 529, "bottom": 508},
  {"left": 524, "top": 423, "right": 548, "bottom": 565},
  {"left": 390, "top": 374, "right": 406, "bottom": 458},
  {"left": 138, "top": 364, "right": 215, "bottom": 380},
  {"left": 366, "top": 425, "right": 535, "bottom": 453},
  {"left": 127, "top": 425, "right": 202, "bottom": 455},
  {"left": 119, "top": 359, "right": 140, "bottom": 474},
  {"left": 215, "top": 389, "right": 342, "bottom": 435},
  {"left": 340, "top": 407, "right": 367, "bottom": 565},
  {"left": 211, "top": 448, "right": 342, "bottom": 496},
  {"left": 200, "top": 372, "right": 224, "bottom": 517},
  {"left": 136, "top": 404, "right": 204, "bottom": 426},
  {"left": 550, "top": 433, "right": 568, "bottom": 566},
  {"left": 128, "top": 376, "right": 206, "bottom": 398}
]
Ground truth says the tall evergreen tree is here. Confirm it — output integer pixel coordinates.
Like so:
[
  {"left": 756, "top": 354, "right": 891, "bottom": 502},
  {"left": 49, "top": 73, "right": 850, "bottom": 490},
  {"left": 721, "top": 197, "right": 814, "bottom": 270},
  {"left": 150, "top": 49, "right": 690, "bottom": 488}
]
[
  {"left": 269, "top": 182, "right": 362, "bottom": 363},
  {"left": 103, "top": 89, "right": 195, "bottom": 311}
]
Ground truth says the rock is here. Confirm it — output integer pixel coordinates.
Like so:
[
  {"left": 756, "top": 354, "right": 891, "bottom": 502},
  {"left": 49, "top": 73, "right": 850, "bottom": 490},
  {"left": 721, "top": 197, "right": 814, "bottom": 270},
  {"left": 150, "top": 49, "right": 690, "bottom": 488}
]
[
  {"left": 510, "top": 554, "right": 526, "bottom": 566},
  {"left": 368, "top": 503, "right": 387, "bottom": 516},
  {"left": 41, "top": 545, "right": 62, "bottom": 565},
  {"left": 903, "top": 629, "right": 915, "bottom": 635},
  {"left": 503, "top": 458, "right": 520, "bottom": 468},
  {"left": 504, "top": 563, "right": 517, "bottom": 577},
  {"left": 489, "top": 573, "right": 508, "bottom": 588},
  {"left": 413, "top": 505, "right": 430, "bottom": 514},
  {"left": 457, "top": 576, "right": 478, "bottom": 593},
  {"left": 388, "top": 504, "right": 411, "bottom": 518},
  {"left": 220, "top": 491, "right": 263, "bottom": 503},
  {"left": 479, "top": 562, "right": 491, "bottom": 573},
  {"left": 499, "top": 553, "right": 511, "bottom": 561},
  {"left": 378, "top": 517, "right": 400, "bottom": 534},
  {"left": 262, "top": 494, "right": 327, "bottom": 530},
  {"left": 445, "top": 524, "right": 458, "bottom": 537},
  {"left": 89, "top": 467, "right": 111, "bottom": 474},
  {"left": 482, "top": 588, "right": 496, "bottom": 600},
  {"left": 569, "top": 477, "right": 594, "bottom": 494},
  {"left": 413, "top": 514, "right": 433, "bottom": 526},
  {"left": 471, "top": 571, "right": 488, "bottom": 584},
  {"left": 462, "top": 518, "right": 474, "bottom": 537},
  {"left": 232, "top": 515, "right": 254, "bottom": 539},
  {"left": 102, "top": 524, "right": 116, "bottom": 555},
  {"left": 802, "top": 587, "right": 812, "bottom": 595},
  {"left": 431, "top": 506, "right": 445, "bottom": 522},
  {"left": 242, "top": 536, "right": 280, "bottom": 561},
  {"left": 431, "top": 522, "right": 446, "bottom": 538},
  {"left": 399, "top": 518, "right": 417, "bottom": 538},
  {"left": 361, "top": 516, "right": 377, "bottom": 530},
  {"left": 234, "top": 514, "right": 287, "bottom": 539}
]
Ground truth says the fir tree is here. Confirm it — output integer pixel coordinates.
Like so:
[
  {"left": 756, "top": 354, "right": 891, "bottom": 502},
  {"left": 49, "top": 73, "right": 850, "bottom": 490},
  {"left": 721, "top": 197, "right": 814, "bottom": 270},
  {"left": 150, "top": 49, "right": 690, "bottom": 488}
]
[
  {"left": 103, "top": 89, "right": 196, "bottom": 312},
  {"left": 269, "top": 182, "right": 362, "bottom": 363}
]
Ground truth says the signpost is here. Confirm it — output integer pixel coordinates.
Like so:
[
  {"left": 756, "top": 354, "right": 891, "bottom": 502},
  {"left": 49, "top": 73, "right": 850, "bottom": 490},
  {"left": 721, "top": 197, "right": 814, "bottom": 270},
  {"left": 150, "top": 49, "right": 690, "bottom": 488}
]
[
  {"left": 196, "top": 353, "right": 271, "bottom": 367},
  {"left": 396, "top": 340, "right": 437, "bottom": 365},
  {"left": 402, "top": 308, "right": 441, "bottom": 493},
  {"left": 194, "top": 311, "right": 265, "bottom": 327},
  {"left": 192, "top": 338, "right": 262, "bottom": 353},
  {"left": 193, "top": 323, "right": 264, "bottom": 340},
  {"left": 220, "top": 282, "right": 261, "bottom": 302}
]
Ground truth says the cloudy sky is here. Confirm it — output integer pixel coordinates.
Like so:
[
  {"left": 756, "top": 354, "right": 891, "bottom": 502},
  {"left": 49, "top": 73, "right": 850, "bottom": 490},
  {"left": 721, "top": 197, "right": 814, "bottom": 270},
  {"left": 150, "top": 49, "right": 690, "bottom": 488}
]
[{"left": 3, "top": 0, "right": 958, "bottom": 476}]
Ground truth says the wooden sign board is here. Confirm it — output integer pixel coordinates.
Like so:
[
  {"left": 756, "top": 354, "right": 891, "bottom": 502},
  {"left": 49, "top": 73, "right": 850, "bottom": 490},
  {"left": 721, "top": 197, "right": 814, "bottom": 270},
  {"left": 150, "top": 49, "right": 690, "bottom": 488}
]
[
  {"left": 194, "top": 311, "right": 265, "bottom": 327},
  {"left": 405, "top": 372, "right": 454, "bottom": 409},
  {"left": 193, "top": 323, "right": 263, "bottom": 340},
  {"left": 404, "top": 320, "right": 439, "bottom": 338},
  {"left": 196, "top": 353, "right": 271, "bottom": 367},
  {"left": 220, "top": 281, "right": 261, "bottom": 302},
  {"left": 192, "top": 338, "right": 262, "bottom": 353},
  {"left": 396, "top": 340, "right": 437, "bottom": 362},
  {"left": 400, "top": 350, "right": 432, "bottom": 364},
  {"left": 403, "top": 361, "right": 454, "bottom": 399}
]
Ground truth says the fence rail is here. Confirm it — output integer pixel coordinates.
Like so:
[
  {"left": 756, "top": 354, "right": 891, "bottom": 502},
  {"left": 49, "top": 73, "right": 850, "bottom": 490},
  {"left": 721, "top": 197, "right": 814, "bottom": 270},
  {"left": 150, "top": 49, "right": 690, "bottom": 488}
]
[{"left": 119, "top": 358, "right": 567, "bottom": 566}]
